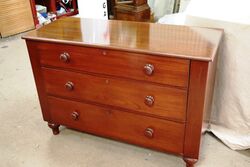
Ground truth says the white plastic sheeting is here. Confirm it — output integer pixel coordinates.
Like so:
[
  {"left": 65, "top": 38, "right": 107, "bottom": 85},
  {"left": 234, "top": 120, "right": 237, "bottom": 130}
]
[
  {"left": 159, "top": 0, "right": 250, "bottom": 150},
  {"left": 148, "top": 0, "right": 175, "bottom": 20},
  {"left": 179, "top": 0, "right": 190, "bottom": 12}
]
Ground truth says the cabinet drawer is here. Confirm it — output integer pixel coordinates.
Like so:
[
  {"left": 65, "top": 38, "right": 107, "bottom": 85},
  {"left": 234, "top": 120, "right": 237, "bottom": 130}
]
[
  {"left": 48, "top": 96, "right": 185, "bottom": 154},
  {"left": 43, "top": 68, "right": 187, "bottom": 122},
  {"left": 35, "top": 42, "right": 189, "bottom": 88}
]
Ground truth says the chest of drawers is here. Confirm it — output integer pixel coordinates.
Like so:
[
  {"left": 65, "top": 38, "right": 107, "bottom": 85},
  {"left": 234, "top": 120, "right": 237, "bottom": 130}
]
[{"left": 23, "top": 17, "right": 223, "bottom": 167}]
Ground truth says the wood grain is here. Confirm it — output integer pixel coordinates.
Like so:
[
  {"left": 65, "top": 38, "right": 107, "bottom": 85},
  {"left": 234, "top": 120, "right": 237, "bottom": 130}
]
[
  {"left": 0, "top": 0, "right": 34, "bottom": 37},
  {"left": 23, "top": 17, "right": 223, "bottom": 167},
  {"left": 183, "top": 60, "right": 209, "bottom": 161},
  {"left": 48, "top": 96, "right": 185, "bottom": 154},
  {"left": 25, "top": 41, "right": 51, "bottom": 121},
  {"left": 34, "top": 41, "right": 189, "bottom": 88},
  {"left": 42, "top": 67, "right": 187, "bottom": 122},
  {"left": 132, "top": 0, "right": 147, "bottom": 6},
  {"left": 22, "top": 17, "right": 223, "bottom": 61},
  {"left": 114, "top": 4, "right": 151, "bottom": 22}
]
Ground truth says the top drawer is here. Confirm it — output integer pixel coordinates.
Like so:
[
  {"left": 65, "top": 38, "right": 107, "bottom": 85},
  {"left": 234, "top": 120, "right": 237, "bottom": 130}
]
[{"left": 35, "top": 42, "right": 189, "bottom": 88}]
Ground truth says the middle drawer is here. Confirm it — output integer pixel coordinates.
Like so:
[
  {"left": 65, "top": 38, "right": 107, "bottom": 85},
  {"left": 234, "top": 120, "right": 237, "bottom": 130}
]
[{"left": 42, "top": 68, "right": 187, "bottom": 122}]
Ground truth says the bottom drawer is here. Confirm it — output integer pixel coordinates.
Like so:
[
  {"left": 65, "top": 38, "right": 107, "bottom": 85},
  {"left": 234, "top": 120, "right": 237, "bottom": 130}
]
[{"left": 48, "top": 96, "right": 185, "bottom": 154}]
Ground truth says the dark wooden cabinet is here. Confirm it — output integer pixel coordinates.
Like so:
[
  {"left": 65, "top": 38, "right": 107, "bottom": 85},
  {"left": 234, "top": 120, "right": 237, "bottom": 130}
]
[
  {"left": 114, "top": 0, "right": 151, "bottom": 21},
  {"left": 23, "top": 17, "right": 223, "bottom": 167}
]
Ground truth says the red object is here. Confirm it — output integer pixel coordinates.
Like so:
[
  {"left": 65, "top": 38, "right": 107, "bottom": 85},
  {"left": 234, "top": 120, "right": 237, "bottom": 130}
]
[{"left": 29, "top": 0, "right": 78, "bottom": 27}]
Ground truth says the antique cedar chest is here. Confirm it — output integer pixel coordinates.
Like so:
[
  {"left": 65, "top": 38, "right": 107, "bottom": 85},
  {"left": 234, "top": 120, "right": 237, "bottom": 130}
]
[{"left": 23, "top": 17, "right": 223, "bottom": 167}]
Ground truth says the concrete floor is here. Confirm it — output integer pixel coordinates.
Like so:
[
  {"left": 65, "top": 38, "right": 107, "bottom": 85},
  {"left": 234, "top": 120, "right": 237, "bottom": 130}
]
[{"left": 0, "top": 34, "right": 249, "bottom": 167}]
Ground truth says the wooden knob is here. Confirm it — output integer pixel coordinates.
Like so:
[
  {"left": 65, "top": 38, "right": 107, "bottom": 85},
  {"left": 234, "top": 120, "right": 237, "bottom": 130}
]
[
  {"left": 65, "top": 81, "right": 74, "bottom": 91},
  {"left": 60, "top": 52, "right": 70, "bottom": 63},
  {"left": 144, "top": 128, "right": 154, "bottom": 138},
  {"left": 144, "top": 64, "right": 154, "bottom": 76},
  {"left": 144, "top": 96, "right": 154, "bottom": 107},
  {"left": 71, "top": 111, "right": 79, "bottom": 120}
]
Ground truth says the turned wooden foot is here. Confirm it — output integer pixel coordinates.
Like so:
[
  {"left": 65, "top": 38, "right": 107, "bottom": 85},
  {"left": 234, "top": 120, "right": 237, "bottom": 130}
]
[
  {"left": 48, "top": 123, "right": 60, "bottom": 135},
  {"left": 183, "top": 158, "right": 198, "bottom": 167}
]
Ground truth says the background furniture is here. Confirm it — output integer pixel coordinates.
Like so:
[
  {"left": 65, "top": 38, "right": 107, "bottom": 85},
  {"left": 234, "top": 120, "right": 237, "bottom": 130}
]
[
  {"left": 30, "top": 0, "right": 78, "bottom": 26},
  {"left": 0, "top": 0, "right": 34, "bottom": 37},
  {"left": 114, "top": 0, "right": 151, "bottom": 21},
  {"left": 23, "top": 17, "right": 223, "bottom": 167}
]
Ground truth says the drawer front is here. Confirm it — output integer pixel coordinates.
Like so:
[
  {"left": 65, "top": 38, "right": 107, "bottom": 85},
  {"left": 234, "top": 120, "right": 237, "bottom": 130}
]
[
  {"left": 42, "top": 68, "right": 187, "bottom": 122},
  {"left": 36, "top": 42, "right": 189, "bottom": 88},
  {"left": 48, "top": 96, "right": 185, "bottom": 154}
]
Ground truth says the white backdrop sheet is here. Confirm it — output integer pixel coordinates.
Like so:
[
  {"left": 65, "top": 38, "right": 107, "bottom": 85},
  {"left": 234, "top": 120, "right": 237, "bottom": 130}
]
[
  {"left": 159, "top": 0, "right": 250, "bottom": 150},
  {"left": 148, "top": 0, "right": 175, "bottom": 20}
]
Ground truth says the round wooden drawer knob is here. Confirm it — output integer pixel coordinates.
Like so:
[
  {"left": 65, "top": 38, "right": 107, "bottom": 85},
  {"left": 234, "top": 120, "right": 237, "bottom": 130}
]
[
  {"left": 65, "top": 81, "right": 74, "bottom": 91},
  {"left": 144, "top": 128, "right": 154, "bottom": 138},
  {"left": 71, "top": 111, "right": 79, "bottom": 121},
  {"left": 144, "top": 64, "right": 154, "bottom": 76},
  {"left": 145, "top": 95, "right": 154, "bottom": 107},
  {"left": 60, "top": 52, "right": 70, "bottom": 63}
]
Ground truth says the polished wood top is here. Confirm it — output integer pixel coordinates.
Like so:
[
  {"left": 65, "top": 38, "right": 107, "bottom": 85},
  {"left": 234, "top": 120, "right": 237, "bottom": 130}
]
[{"left": 23, "top": 17, "right": 223, "bottom": 61}]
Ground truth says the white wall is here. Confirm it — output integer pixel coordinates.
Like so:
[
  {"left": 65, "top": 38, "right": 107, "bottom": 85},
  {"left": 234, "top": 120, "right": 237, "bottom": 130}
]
[{"left": 78, "top": 0, "right": 108, "bottom": 19}]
